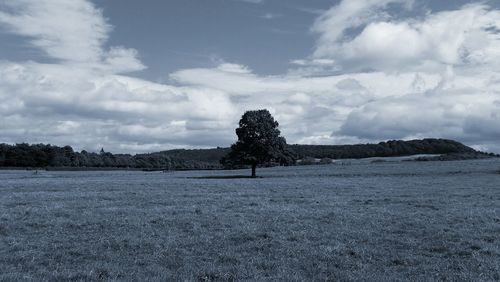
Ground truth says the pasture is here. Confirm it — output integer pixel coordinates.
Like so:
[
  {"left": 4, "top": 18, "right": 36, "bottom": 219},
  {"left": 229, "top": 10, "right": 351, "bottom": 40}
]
[{"left": 1, "top": 159, "right": 499, "bottom": 281}]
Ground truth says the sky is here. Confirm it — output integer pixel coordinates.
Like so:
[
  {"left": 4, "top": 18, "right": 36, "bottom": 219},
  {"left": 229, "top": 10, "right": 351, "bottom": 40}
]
[{"left": 1, "top": 0, "right": 500, "bottom": 153}]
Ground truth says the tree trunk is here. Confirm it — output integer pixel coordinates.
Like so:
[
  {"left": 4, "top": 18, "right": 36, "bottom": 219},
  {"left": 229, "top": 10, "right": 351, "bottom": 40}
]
[{"left": 251, "top": 163, "right": 256, "bottom": 178}]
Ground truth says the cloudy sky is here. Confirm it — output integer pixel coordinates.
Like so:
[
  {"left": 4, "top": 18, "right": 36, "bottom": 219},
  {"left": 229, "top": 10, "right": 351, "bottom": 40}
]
[{"left": 1, "top": 0, "right": 500, "bottom": 153}]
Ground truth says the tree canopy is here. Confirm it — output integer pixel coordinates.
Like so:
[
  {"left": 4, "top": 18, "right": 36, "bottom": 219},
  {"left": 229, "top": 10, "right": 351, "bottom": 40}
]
[{"left": 221, "top": 109, "right": 294, "bottom": 177}]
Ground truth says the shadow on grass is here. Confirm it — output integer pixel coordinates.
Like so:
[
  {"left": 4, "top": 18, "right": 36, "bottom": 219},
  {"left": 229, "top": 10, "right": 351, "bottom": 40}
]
[{"left": 188, "top": 175, "right": 264, "bottom": 179}]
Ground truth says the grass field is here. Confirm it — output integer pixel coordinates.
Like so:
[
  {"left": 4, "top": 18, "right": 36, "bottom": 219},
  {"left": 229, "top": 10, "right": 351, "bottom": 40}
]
[{"left": 1, "top": 159, "right": 499, "bottom": 281}]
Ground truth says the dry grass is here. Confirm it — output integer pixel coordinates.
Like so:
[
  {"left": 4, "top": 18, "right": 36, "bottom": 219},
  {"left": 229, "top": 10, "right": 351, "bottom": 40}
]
[{"left": 1, "top": 159, "right": 499, "bottom": 281}]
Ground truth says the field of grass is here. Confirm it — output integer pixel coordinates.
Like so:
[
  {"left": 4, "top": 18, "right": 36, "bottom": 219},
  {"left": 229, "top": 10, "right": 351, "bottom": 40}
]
[{"left": 1, "top": 159, "right": 499, "bottom": 281}]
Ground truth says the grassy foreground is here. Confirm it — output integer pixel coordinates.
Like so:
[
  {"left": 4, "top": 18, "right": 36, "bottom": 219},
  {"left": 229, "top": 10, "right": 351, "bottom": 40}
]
[{"left": 1, "top": 159, "right": 499, "bottom": 281}]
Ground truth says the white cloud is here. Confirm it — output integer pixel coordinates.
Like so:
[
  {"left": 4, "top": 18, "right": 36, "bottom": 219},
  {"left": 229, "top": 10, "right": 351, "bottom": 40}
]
[
  {"left": 0, "top": 61, "right": 238, "bottom": 151},
  {"left": 312, "top": 0, "right": 412, "bottom": 54},
  {"left": 216, "top": 63, "right": 252, "bottom": 74},
  {"left": 1, "top": 0, "right": 500, "bottom": 154},
  {"left": 0, "top": 0, "right": 109, "bottom": 63},
  {"left": 0, "top": 0, "right": 144, "bottom": 73},
  {"left": 103, "top": 47, "right": 146, "bottom": 73},
  {"left": 339, "top": 84, "right": 500, "bottom": 144},
  {"left": 311, "top": 2, "right": 500, "bottom": 73},
  {"left": 0, "top": 0, "right": 235, "bottom": 152}
]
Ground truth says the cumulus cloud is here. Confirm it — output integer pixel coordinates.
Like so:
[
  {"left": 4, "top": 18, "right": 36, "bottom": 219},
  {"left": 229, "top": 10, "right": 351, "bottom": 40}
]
[
  {"left": 311, "top": 1, "right": 500, "bottom": 73},
  {"left": 0, "top": 0, "right": 231, "bottom": 152},
  {"left": 0, "top": 0, "right": 109, "bottom": 63},
  {"left": 0, "top": 0, "right": 144, "bottom": 73},
  {"left": 302, "top": 0, "right": 500, "bottom": 152},
  {"left": 340, "top": 85, "right": 500, "bottom": 145},
  {"left": 1, "top": 0, "right": 500, "bottom": 153},
  {"left": 312, "top": 0, "right": 412, "bottom": 48},
  {"left": 0, "top": 60, "right": 238, "bottom": 151}
]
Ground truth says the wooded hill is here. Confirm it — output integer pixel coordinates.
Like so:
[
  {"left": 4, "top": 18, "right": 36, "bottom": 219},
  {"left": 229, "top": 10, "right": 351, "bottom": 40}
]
[
  {"left": 289, "top": 139, "right": 480, "bottom": 159},
  {"left": 0, "top": 139, "right": 494, "bottom": 170}
]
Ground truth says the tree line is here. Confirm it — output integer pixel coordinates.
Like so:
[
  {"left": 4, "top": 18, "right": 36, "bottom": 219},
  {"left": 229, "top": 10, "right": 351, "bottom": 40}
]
[
  {"left": 0, "top": 143, "right": 219, "bottom": 170},
  {"left": 0, "top": 138, "right": 491, "bottom": 171},
  {"left": 288, "top": 138, "right": 483, "bottom": 159}
]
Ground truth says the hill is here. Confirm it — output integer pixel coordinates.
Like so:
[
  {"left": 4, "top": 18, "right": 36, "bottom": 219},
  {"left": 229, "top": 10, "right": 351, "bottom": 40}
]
[{"left": 288, "top": 139, "right": 480, "bottom": 159}]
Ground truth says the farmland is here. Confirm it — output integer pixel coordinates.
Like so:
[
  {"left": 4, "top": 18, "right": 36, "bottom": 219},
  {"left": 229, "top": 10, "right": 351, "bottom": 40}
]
[{"left": 1, "top": 158, "right": 499, "bottom": 281}]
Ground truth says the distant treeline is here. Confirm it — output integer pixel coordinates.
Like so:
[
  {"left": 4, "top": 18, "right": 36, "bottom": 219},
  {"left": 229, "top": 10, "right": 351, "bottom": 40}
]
[
  {"left": 288, "top": 139, "right": 484, "bottom": 159},
  {"left": 0, "top": 139, "right": 494, "bottom": 170},
  {"left": 0, "top": 143, "right": 220, "bottom": 170}
]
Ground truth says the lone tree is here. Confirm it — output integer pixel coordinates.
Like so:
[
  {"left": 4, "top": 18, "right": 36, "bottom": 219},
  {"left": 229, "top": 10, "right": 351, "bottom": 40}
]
[{"left": 221, "top": 109, "right": 294, "bottom": 177}]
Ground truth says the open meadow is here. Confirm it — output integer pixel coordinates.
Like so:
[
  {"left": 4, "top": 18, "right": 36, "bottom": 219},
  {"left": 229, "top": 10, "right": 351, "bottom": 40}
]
[{"left": 1, "top": 159, "right": 499, "bottom": 281}]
